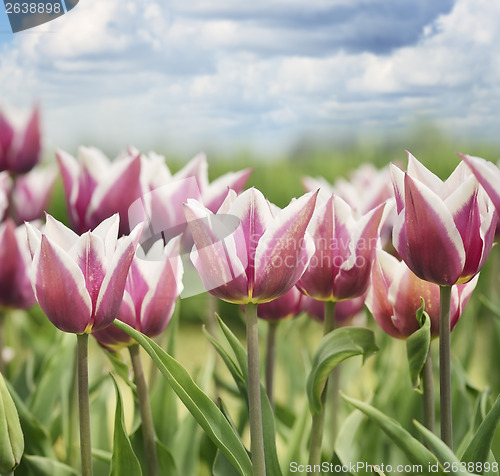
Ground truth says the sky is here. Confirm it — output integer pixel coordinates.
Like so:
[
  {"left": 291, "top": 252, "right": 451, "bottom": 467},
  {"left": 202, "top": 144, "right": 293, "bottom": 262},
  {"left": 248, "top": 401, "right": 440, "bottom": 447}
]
[{"left": 1, "top": 0, "right": 500, "bottom": 157}]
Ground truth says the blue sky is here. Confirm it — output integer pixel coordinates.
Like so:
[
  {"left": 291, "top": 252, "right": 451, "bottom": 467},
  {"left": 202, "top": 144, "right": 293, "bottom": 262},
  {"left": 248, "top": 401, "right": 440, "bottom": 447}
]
[{"left": 1, "top": 0, "right": 499, "bottom": 157}]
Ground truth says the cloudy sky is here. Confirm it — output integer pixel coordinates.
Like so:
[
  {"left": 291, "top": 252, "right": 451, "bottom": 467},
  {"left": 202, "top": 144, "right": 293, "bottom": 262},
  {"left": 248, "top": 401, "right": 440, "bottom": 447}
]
[{"left": 1, "top": 0, "right": 499, "bottom": 156}]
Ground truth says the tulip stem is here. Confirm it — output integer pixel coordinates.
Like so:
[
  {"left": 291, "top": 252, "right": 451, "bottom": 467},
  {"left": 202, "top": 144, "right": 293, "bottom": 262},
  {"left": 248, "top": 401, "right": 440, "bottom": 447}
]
[
  {"left": 0, "top": 311, "right": 5, "bottom": 375},
  {"left": 422, "top": 350, "right": 435, "bottom": 433},
  {"left": 439, "top": 285, "right": 453, "bottom": 448},
  {"left": 129, "top": 344, "right": 159, "bottom": 476},
  {"left": 77, "top": 333, "right": 93, "bottom": 476},
  {"left": 308, "top": 301, "right": 336, "bottom": 472},
  {"left": 265, "top": 321, "right": 278, "bottom": 408},
  {"left": 245, "top": 302, "right": 266, "bottom": 476}
]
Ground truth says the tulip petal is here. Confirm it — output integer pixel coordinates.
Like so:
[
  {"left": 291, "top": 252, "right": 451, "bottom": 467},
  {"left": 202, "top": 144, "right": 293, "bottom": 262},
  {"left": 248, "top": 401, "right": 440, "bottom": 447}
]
[
  {"left": 390, "top": 163, "right": 405, "bottom": 213},
  {"left": 406, "top": 152, "right": 443, "bottom": 194},
  {"left": 12, "top": 106, "right": 41, "bottom": 173},
  {"left": 32, "top": 236, "right": 92, "bottom": 333},
  {"left": 333, "top": 202, "right": 384, "bottom": 300},
  {"left": 93, "top": 225, "right": 141, "bottom": 331},
  {"left": 365, "top": 250, "right": 402, "bottom": 339},
  {"left": 204, "top": 168, "right": 252, "bottom": 212},
  {"left": 173, "top": 152, "right": 209, "bottom": 192},
  {"left": 44, "top": 214, "right": 80, "bottom": 251},
  {"left": 228, "top": 188, "right": 274, "bottom": 290},
  {"left": 252, "top": 191, "right": 317, "bottom": 302},
  {"left": 393, "top": 174, "right": 465, "bottom": 285},
  {"left": 87, "top": 154, "right": 142, "bottom": 233},
  {"left": 445, "top": 178, "right": 483, "bottom": 282},
  {"left": 461, "top": 154, "right": 500, "bottom": 212},
  {"left": 185, "top": 200, "right": 248, "bottom": 302}
]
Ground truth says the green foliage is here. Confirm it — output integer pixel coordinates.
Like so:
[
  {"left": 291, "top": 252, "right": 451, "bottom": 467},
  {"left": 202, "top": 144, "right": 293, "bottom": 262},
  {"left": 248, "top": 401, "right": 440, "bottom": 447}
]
[
  {"left": 113, "top": 320, "right": 253, "bottom": 476},
  {"left": 406, "top": 299, "right": 431, "bottom": 390},
  {"left": 109, "top": 375, "right": 143, "bottom": 476},
  {"left": 307, "top": 327, "right": 378, "bottom": 414}
]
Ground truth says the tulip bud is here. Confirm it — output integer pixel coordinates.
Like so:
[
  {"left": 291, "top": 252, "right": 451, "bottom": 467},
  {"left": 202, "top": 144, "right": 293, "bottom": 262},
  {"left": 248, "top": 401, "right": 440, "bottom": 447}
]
[{"left": 0, "top": 373, "right": 23, "bottom": 474}]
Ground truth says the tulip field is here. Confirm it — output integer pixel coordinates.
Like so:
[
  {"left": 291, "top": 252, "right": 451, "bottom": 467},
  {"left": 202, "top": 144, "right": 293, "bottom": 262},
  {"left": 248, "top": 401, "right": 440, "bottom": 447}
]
[{"left": 3, "top": 108, "right": 500, "bottom": 476}]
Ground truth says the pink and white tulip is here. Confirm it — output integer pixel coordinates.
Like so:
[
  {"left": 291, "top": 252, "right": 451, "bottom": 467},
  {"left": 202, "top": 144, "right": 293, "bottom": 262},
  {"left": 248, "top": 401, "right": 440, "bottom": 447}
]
[
  {"left": 366, "top": 249, "right": 477, "bottom": 339},
  {"left": 0, "top": 106, "right": 41, "bottom": 174},
  {"left": 184, "top": 188, "right": 317, "bottom": 304},
  {"left": 0, "top": 219, "right": 35, "bottom": 309},
  {"left": 93, "top": 237, "right": 183, "bottom": 350},
  {"left": 26, "top": 214, "right": 142, "bottom": 334},
  {"left": 56, "top": 147, "right": 142, "bottom": 235},
  {"left": 297, "top": 195, "right": 385, "bottom": 301},
  {"left": 391, "top": 152, "right": 497, "bottom": 286},
  {"left": 10, "top": 166, "right": 57, "bottom": 224}
]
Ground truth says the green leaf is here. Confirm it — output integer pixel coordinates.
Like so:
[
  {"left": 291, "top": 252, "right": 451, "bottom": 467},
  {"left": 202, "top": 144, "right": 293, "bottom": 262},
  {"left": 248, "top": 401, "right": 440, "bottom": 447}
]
[
  {"left": 413, "top": 420, "right": 479, "bottom": 476},
  {"left": 341, "top": 393, "right": 439, "bottom": 469},
  {"left": 462, "top": 395, "right": 500, "bottom": 472},
  {"left": 334, "top": 410, "right": 366, "bottom": 476},
  {"left": 0, "top": 373, "right": 24, "bottom": 475},
  {"left": 210, "top": 314, "right": 283, "bottom": 476},
  {"left": 20, "top": 455, "right": 79, "bottom": 476},
  {"left": 113, "top": 320, "right": 253, "bottom": 476},
  {"left": 109, "top": 374, "right": 143, "bottom": 476},
  {"left": 406, "top": 299, "right": 431, "bottom": 389},
  {"left": 5, "top": 379, "right": 53, "bottom": 459},
  {"left": 307, "top": 328, "right": 378, "bottom": 414}
]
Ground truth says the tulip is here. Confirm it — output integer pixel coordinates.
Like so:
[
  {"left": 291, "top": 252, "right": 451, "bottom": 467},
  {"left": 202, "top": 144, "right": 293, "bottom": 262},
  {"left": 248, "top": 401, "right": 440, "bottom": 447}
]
[
  {"left": 56, "top": 147, "right": 143, "bottom": 235},
  {"left": 296, "top": 193, "right": 383, "bottom": 469},
  {"left": 26, "top": 213, "right": 141, "bottom": 334},
  {"left": 93, "top": 237, "right": 183, "bottom": 351},
  {"left": 0, "top": 219, "right": 35, "bottom": 310},
  {"left": 184, "top": 188, "right": 317, "bottom": 305},
  {"left": 391, "top": 151, "right": 496, "bottom": 448},
  {"left": 0, "top": 106, "right": 41, "bottom": 174},
  {"left": 391, "top": 152, "right": 497, "bottom": 286},
  {"left": 185, "top": 187, "right": 317, "bottom": 476},
  {"left": 366, "top": 250, "right": 477, "bottom": 340},
  {"left": 10, "top": 166, "right": 57, "bottom": 224},
  {"left": 132, "top": 151, "right": 252, "bottom": 246},
  {"left": 26, "top": 213, "right": 141, "bottom": 476},
  {"left": 297, "top": 194, "right": 385, "bottom": 303},
  {"left": 94, "top": 236, "right": 181, "bottom": 476}
]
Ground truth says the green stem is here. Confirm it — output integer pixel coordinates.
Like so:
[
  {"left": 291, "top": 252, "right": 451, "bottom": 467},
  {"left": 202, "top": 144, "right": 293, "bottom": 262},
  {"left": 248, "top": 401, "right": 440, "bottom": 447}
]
[
  {"left": 308, "top": 301, "right": 336, "bottom": 473},
  {"left": 265, "top": 321, "right": 278, "bottom": 408},
  {"left": 245, "top": 303, "right": 266, "bottom": 476},
  {"left": 439, "top": 285, "right": 453, "bottom": 448},
  {"left": 77, "top": 333, "right": 93, "bottom": 476},
  {"left": 422, "top": 350, "right": 435, "bottom": 434},
  {"left": 0, "top": 311, "right": 5, "bottom": 375},
  {"left": 129, "top": 344, "right": 159, "bottom": 476}
]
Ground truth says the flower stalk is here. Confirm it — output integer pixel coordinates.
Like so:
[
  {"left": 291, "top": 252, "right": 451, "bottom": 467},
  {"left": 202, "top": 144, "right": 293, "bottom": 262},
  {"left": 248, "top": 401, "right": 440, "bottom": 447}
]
[
  {"left": 308, "top": 301, "right": 336, "bottom": 472},
  {"left": 439, "top": 285, "right": 453, "bottom": 448},
  {"left": 245, "top": 303, "right": 266, "bottom": 476},
  {"left": 129, "top": 344, "right": 159, "bottom": 476},
  {"left": 77, "top": 333, "right": 92, "bottom": 476},
  {"left": 422, "top": 351, "right": 435, "bottom": 433}
]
